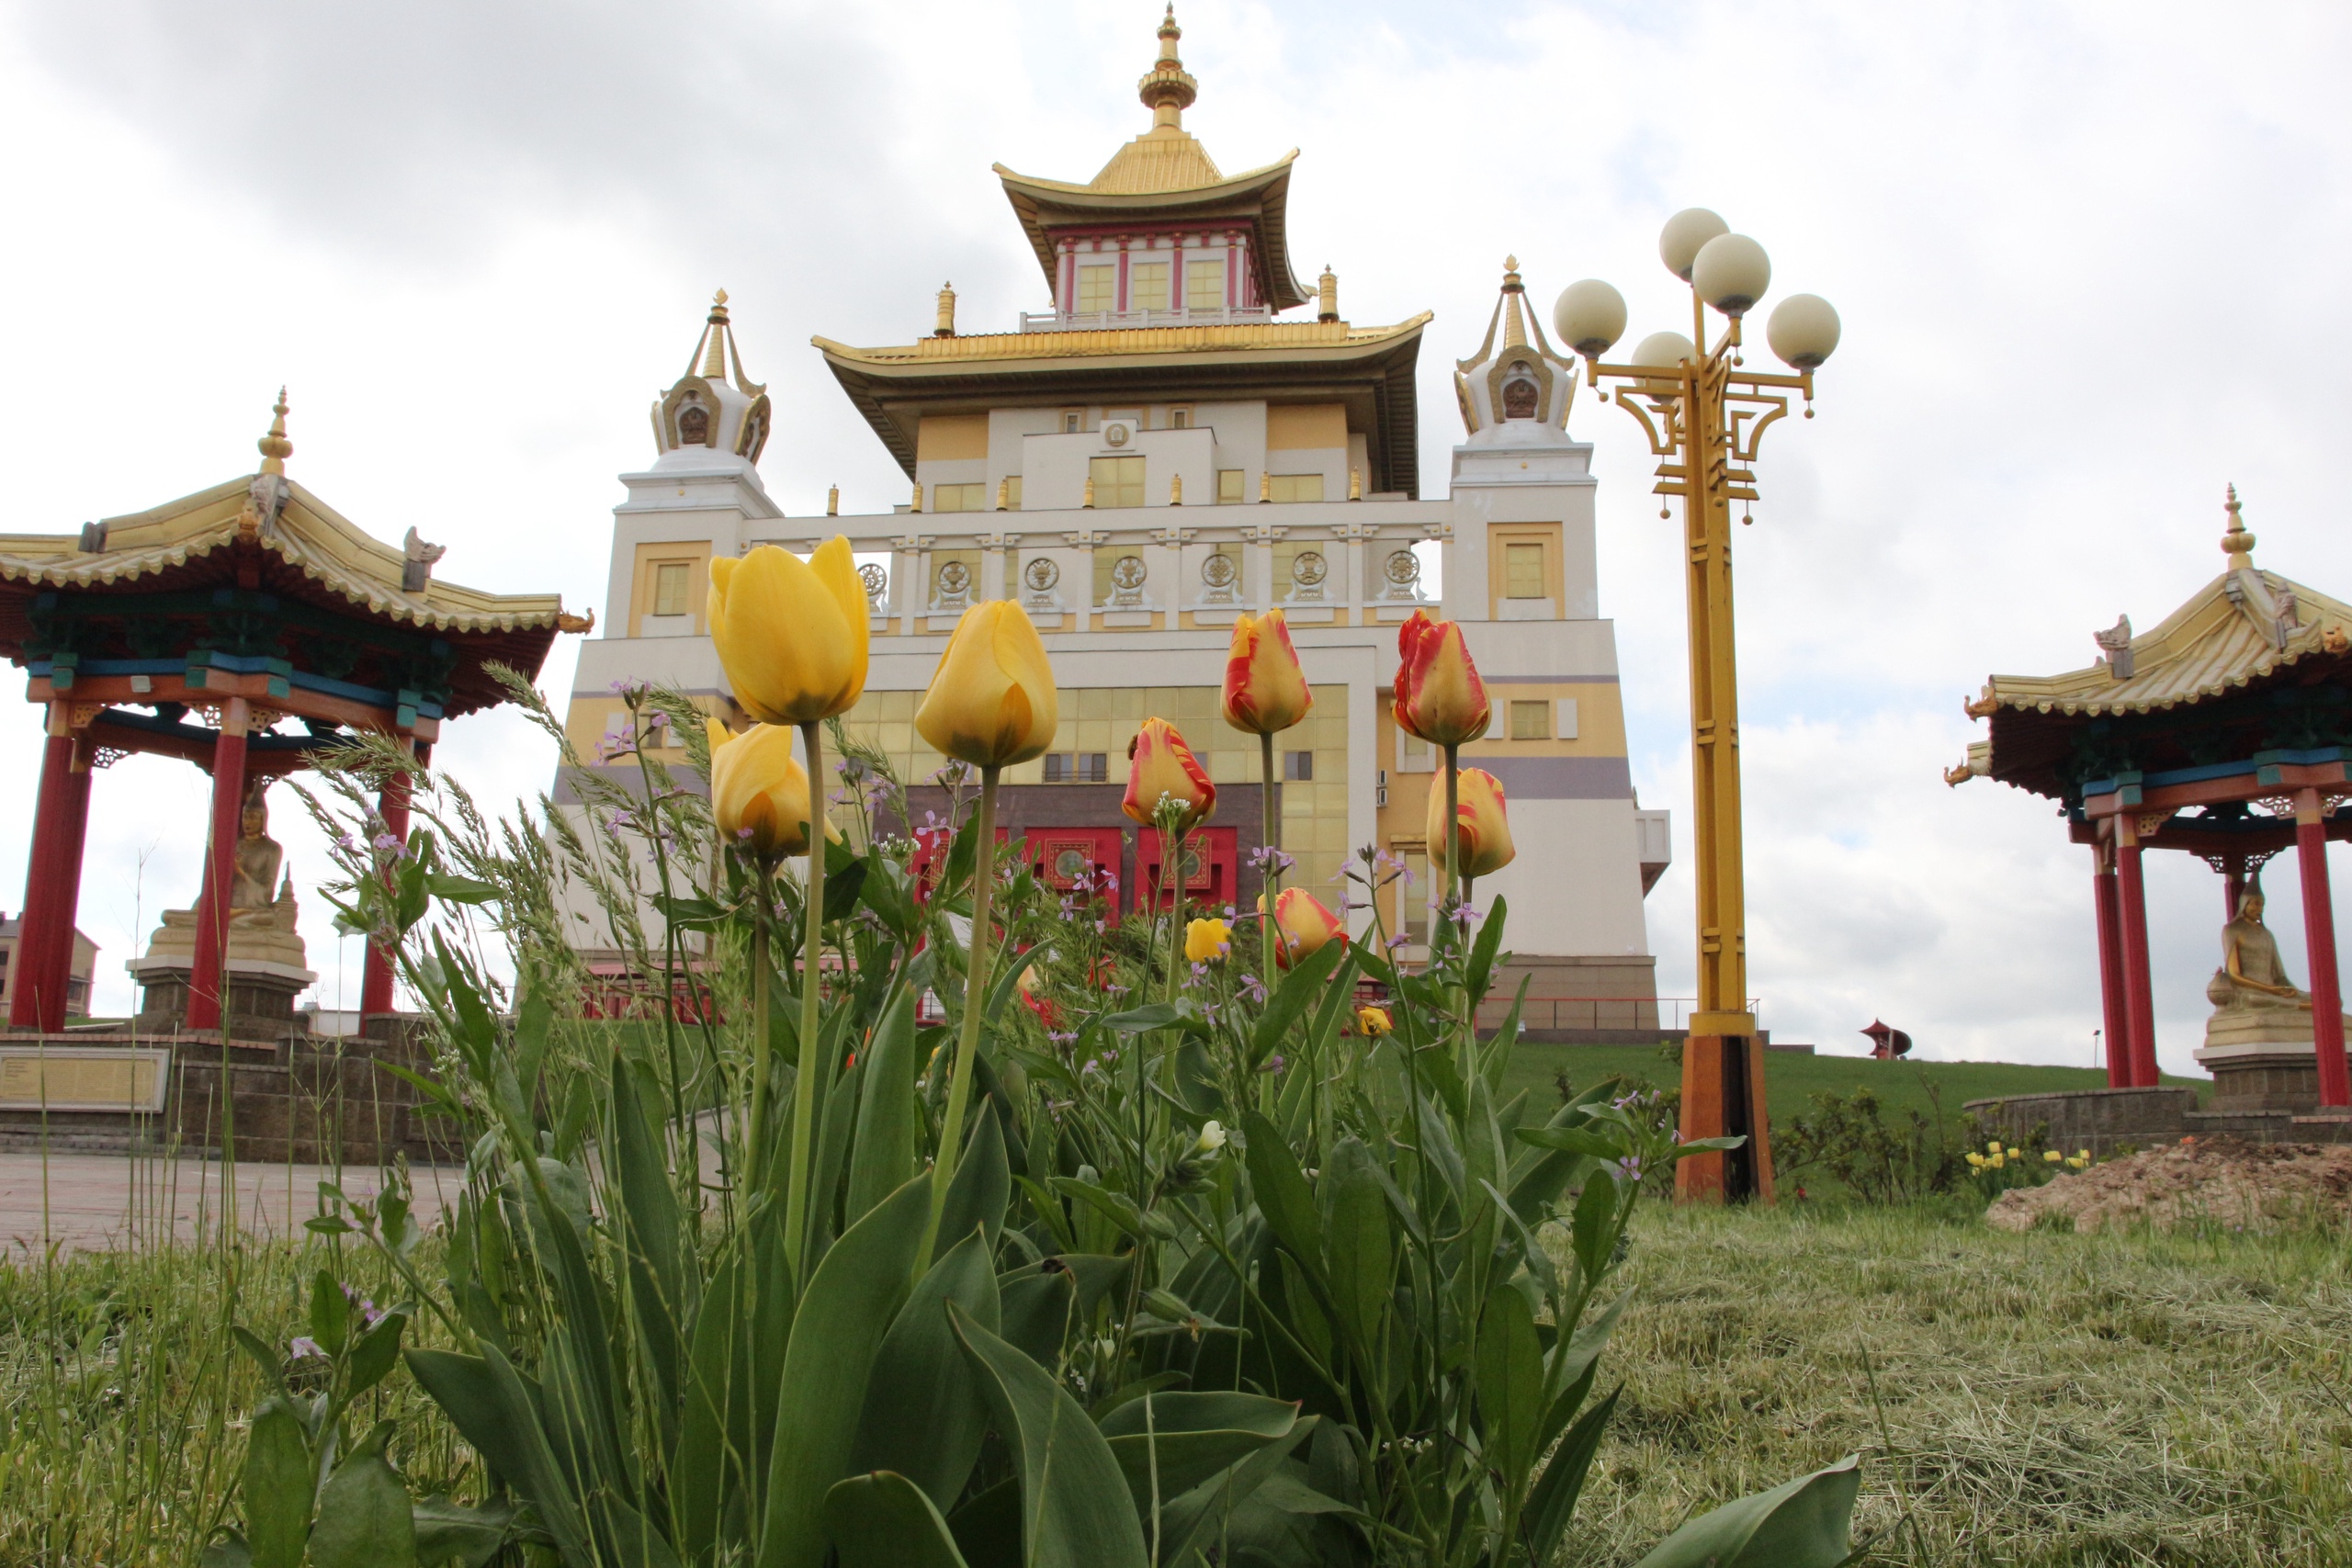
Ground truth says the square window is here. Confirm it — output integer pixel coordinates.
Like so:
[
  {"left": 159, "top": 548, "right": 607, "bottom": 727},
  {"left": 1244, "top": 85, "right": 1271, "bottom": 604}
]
[
  {"left": 931, "top": 482, "right": 984, "bottom": 513},
  {"left": 1090, "top": 455, "right": 1146, "bottom": 509},
  {"left": 651, "top": 561, "right": 693, "bottom": 617},
  {"left": 1505, "top": 542, "right": 1546, "bottom": 599},
  {"left": 1216, "top": 468, "right": 1244, "bottom": 504},
  {"left": 1267, "top": 474, "right": 1324, "bottom": 503},
  {"left": 1063, "top": 411, "right": 1083, "bottom": 434},
  {"left": 1129, "top": 261, "right": 1170, "bottom": 312},
  {"left": 1076, "top": 265, "right": 1115, "bottom": 314},
  {"left": 1004, "top": 476, "right": 1023, "bottom": 511},
  {"left": 1283, "top": 750, "right": 1314, "bottom": 781},
  {"left": 1186, "top": 257, "right": 1225, "bottom": 308},
  {"left": 1509, "top": 700, "right": 1550, "bottom": 740},
  {"left": 1080, "top": 752, "right": 1108, "bottom": 783},
  {"left": 1170, "top": 407, "right": 1191, "bottom": 428},
  {"left": 1043, "top": 753, "right": 1067, "bottom": 783}
]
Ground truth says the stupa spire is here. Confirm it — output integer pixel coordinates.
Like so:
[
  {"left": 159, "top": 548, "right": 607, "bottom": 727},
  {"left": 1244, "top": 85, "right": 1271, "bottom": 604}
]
[
  {"left": 700, "top": 289, "right": 731, "bottom": 379},
  {"left": 257, "top": 388, "right": 293, "bottom": 475},
  {"left": 1138, "top": 5, "right": 1198, "bottom": 131},
  {"left": 2221, "top": 482, "right": 2256, "bottom": 572}
]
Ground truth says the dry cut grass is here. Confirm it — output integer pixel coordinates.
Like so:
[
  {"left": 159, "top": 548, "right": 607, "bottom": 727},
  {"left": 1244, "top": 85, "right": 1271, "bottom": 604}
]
[{"left": 1564, "top": 1202, "right": 2352, "bottom": 1567}]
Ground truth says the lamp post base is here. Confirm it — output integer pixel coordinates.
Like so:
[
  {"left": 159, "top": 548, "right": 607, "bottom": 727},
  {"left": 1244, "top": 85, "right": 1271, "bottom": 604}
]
[{"left": 1677, "top": 1032, "right": 1776, "bottom": 1203}]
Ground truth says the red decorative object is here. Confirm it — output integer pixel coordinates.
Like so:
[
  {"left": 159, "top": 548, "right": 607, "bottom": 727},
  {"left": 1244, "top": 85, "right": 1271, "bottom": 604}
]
[{"left": 1134, "top": 826, "right": 1237, "bottom": 914}]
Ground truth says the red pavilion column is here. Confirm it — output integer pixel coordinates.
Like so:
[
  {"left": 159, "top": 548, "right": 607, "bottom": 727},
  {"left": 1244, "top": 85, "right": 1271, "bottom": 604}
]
[
  {"left": 359, "top": 741, "right": 418, "bottom": 1018},
  {"left": 10, "top": 706, "right": 94, "bottom": 1032},
  {"left": 2092, "top": 838, "right": 2131, "bottom": 1089},
  {"left": 187, "top": 697, "right": 252, "bottom": 1033},
  {"left": 2292, "top": 788, "right": 2349, "bottom": 1110},
  {"left": 2113, "top": 814, "right": 2161, "bottom": 1088}
]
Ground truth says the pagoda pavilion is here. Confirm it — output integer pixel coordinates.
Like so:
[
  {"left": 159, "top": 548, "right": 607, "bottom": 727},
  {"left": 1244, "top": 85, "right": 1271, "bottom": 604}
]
[
  {"left": 1951, "top": 490, "right": 2352, "bottom": 1123},
  {"left": 0, "top": 394, "right": 583, "bottom": 1036}
]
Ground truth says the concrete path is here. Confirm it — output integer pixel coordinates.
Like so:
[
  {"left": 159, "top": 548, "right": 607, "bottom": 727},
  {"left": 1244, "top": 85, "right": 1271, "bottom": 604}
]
[{"left": 0, "top": 1151, "right": 456, "bottom": 1258}]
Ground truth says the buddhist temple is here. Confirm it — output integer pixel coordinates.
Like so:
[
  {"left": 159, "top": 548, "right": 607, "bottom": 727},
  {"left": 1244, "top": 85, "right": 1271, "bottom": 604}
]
[
  {"left": 1951, "top": 488, "right": 2352, "bottom": 1136},
  {"left": 556, "top": 8, "right": 1673, "bottom": 1024}
]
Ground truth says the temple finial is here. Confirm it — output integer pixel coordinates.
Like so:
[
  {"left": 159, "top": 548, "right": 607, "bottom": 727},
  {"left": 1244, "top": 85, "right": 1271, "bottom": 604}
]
[
  {"left": 702, "top": 290, "right": 730, "bottom": 378},
  {"left": 1138, "top": 4, "right": 1197, "bottom": 130},
  {"left": 2221, "top": 481, "right": 2256, "bottom": 571},
  {"left": 257, "top": 388, "right": 293, "bottom": 475}
]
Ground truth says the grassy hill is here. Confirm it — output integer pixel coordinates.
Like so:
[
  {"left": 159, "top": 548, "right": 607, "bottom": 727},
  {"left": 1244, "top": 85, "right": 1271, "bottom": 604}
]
[{"left": 1505, "top": 1042, "right": 2207, "bottom": 1129}]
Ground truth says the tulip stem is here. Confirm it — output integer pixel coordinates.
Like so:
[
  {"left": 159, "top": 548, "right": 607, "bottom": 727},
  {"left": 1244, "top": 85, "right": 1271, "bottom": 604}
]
[
  {"left": 922, "top": 761, "right": 1000, "bottom": 1269},
  {"left": 783, "top": 718, "right": 829, "bottom": 1284},
  {"left": 747, "top": 855, "right": 776, "bottom": 1189},
  {"left": 1260, "top": 730, "right": 1279, "bottom": 986},
  {"left": 1442, "top": 744, "right": 1461, "bottom": 920}
]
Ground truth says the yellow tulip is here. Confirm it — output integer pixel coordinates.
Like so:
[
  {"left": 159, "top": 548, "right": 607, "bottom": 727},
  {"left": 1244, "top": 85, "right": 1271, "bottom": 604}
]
[
  {"left": 1124, "top": 717, "right": 1216, "bottom": 830},
  {"left": 1259, "top": 886, "right": 1347, "bottom": 969},
  {"left": 1427, "top": 767, "right": 1516, "bottom": 879},
  {"left": 1185, "top": 918, "right": 1232, "bottom": 964},
  {"left": 707, "top": 538, "right": 869, "bottom": 726},
  {"left": 915, "top": 601, "right": 1059, "bottom": 768},
  {"left": 709, "top": 722, "right": 837, "bottom": 858},
  {"left": 1356, "top": 1005, "right": 1393, "bottom": 1037},
  {"left": 1222, "top": 610, "right": 1314, "bottom": 735}
]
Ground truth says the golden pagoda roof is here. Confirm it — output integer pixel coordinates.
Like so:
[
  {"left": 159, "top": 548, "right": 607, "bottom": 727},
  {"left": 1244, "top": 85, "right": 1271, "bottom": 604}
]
[
  {"left": 0, "top": 475, "right": 573, "bottom": 637},
  {"left": 814, "top": 312, "right": 1421, "bottom": 370}
]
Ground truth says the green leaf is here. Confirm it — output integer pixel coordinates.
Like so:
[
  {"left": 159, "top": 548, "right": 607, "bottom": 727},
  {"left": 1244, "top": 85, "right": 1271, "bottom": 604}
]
[
  {"left": 1631, "top": 1455, "right": 1862, "bottom": 1568},
  {"left": 609, "top": 1049, "right": 689, "bottom": 1438},
  {"left": 232, "top": 1326, "right": 290, "bottom": 1399},
  {"left": 671, "top": 1247, "right": 759, "bottom": 1565},
  {"left": 852, "top": 1228, "right": 1002, "bottom": 1511},
  {"left": 1318, "top": 1139, "right": 1394, "bottom": 1382},
  {"left": 1571, "top": 1168, "right": 1619, "bottom": 1285},
  {"left": 1240, "top": 1112, "right": 1325, "bottom": 1293},
  {"left": 1151, "top": 1417, "right": 1318, "bottom": 1568},
  {"left": 1672, "top": 1135, "right": 1747, "bottom": 1159},
  {"left": 846, "top": 987, "right": 921, "bottom": 1226},
  {"left": 307, "top": 1422, "right": 418, "bottom": 1568},
  {"left": 933, "top": 1099, "right": 1010, "bottom": 1265},
  {"left": 1476, "top": 1284, "right": 1545, "bottom": 1492},
  {"left": 241, "top": 1394, "right": 314, "bottom": 1568},
  {"left": 411, "top": 1495, "right": 518, "bottom": 1568},
  {"left": 425, "top": 872, "right": 500, "bottom": 907},
  {"left": 1515, "top": 1125, "right": 1628, "bottom": 1162},
  {"left": 200, "top": 1531, "right": 254, "bottom": 1568},
  {"left": 1098, "top": 1391, "right": 1301, "bottom": 1508},
  {"left": 404, "top": 1348, "right": 593, "bottom": 1566},
  {"left": 345, "top": 1311, "right": 409, "bottom": 1401},
  {"left": 1250, "top": 940, "right": 1347, "bottom": 1070},
  {"left": 997, "top": 1268, "right": 1078, "bottom": 1371},
  {"left": 824, "top": 859, "right": 870, "bottom": 923},
  {"left": 1524, "top": 1386, "right": 1622, "bottom": 1566},
  {"left": 757, "top": 1174, "right": 934, "bottom": 1568},
  {"left": 823, "top": 1472, "right": 973, "bottom": 1568},
  {"left": 1465, "top": 894, "right": 1508, "bottom": 1005},
  {"left": 309, "top": 1271, "right": 351, "bottom": 1359},
  {"left": 950, "top": 1303, "right": 1151, "bottom": 1568}
]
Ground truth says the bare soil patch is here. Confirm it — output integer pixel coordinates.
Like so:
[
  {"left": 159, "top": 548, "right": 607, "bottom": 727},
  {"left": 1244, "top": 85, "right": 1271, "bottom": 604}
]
[{"left": 1986, "top": 1137, "right": 2352, "bottom": 1234}]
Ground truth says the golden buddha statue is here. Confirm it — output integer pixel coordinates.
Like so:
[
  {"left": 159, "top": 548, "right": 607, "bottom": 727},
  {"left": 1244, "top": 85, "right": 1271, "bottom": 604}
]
[
  {"left": 139, "top": 782, "right": 308, "bottom": 973},
  {"left": 2206, "top": 890, "right": 2305, "bottom": 1011}
]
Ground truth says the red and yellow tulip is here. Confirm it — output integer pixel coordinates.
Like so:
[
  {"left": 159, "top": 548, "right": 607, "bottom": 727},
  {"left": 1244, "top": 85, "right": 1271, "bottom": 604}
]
[
  {"left": 1222, "top": 610, "right": 1313, "bottom": 735},
  {"left": 1393, "top": 610, "right": 1490, "bottom": 747},
  {"left": 1427, "top": 767, "right": 1515, "bottom": 879},
  {"left": 1123, "top": 717, "right": 1216, "bottom": 830}
]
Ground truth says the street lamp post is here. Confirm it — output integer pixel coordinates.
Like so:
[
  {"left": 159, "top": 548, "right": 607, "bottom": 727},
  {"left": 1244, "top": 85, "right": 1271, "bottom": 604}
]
[{"left": 1554, "top": 209, "right": 1842, "bottom": 1203}]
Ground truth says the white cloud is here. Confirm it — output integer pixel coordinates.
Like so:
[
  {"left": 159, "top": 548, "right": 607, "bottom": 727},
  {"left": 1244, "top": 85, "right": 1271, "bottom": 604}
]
[{"left": 2, "top": 1, "right": 2348, "bottom": 1068}]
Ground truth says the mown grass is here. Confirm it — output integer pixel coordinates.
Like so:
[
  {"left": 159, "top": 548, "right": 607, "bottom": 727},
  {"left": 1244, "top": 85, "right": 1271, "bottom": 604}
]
[
  {"left": 1564, "top": 1202, "right": 2352, "bottom": 1567},
  {"left": 4, "top": 1196, "right": 2346, "bottom": 1564}
]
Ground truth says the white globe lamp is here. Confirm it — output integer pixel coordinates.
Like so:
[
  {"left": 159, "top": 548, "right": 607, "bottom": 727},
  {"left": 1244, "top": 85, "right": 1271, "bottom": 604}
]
[
  {"left": 1691, "top": 233, "right": 1770, "bottom": 317},
  {"left": 1765, "top": 293, "right": 1841, "bottom": 370},
  {"left": 1658, "top": 208, "right": 1729, "bottom": 281},
  {"left": 1631, "top": 331, "right": 1697, "bottom": 369},
  {"left": 1552, "top": 279, "right": 1627, "bottom": 358}
]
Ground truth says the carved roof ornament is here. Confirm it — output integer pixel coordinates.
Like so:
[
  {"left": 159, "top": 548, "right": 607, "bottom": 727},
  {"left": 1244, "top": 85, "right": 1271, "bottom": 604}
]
[
  {"left": 2093, "top": 615, "right": 2133, "bottom": 680},
  {"left": 401, "top": 526, "right": 447, "bottom": 593},
  {"left": 2220, "top": 481, "right": 2255, "bottom": 572},
  {"left": 240, "top": 389, "right": 296, "bottom": 538}
]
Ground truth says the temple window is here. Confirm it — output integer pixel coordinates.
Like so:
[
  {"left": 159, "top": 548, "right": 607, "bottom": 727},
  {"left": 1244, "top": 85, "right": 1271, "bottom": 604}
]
[
  {"left": 1186, "top": 257, "right": 1225, "bottom": 309},
  {"left": 1076, "top": 265, "right": 1116, "bottom": 313},
  {"left": 1129, "top": 262, "right": 1170, "bottom": 312},
  {"left": 651, "top": 562, "right": 693, "bottom": 617},
  {"left": 1090, "top": 456, "right": 1146, "bottom": 508},
  {"left": 1169, "top": 407, "right": 1192, "bottom": 428},
  {"left": 1003, "top": 476, "right": 1024, "bottom": 510},
  {"left": 1267, "top": 473, "right": 1324, "bottom": 503},
  {"left": 931, "top": 483, "right": 985, "bottom": 513},
  {"left": 1284, "top": 750, "right": 1314, "bottom": 781},
  {"left": 1063, "top": 411, "right": 1084, "bottom": 434},
  {"left": 1502, "top": 376, "right": 1540, "bottom": 419},
  {"left": 678, "top": 404, "right": 711, "bottom": 446},
  {"left": 1043, "top": 752, "right": 1109, "bottom": 783},
  {"left": 1216, "top": 469, "right": 1245, "bottom": 503},
  {"left": 1509, "top": 700, "right": 1550, "bottom": 740},
  {"left": 1506, "top": 543, "right": 1545, "bottom": 598}
]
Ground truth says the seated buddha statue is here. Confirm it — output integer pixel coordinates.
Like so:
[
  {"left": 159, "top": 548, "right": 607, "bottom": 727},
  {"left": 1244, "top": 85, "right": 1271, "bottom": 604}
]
[
  {"left": 2206, "top": 890, "right": 2307, "bottom": 1011},
  {"left": 228, "top": 796, "right": 299, "bottom": 931}
]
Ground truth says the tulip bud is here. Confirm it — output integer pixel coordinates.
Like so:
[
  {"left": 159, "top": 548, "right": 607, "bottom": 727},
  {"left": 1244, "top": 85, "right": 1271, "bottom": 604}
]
[
  {"left": 1222, "top": 610, "right": 1313, "bottom": 735},
  {"left": 1426, "top": 767, "right": 1516, "bottom": 879},
  {"left": 1123, "top": 717, "right": 1216, "bottom": 830},
  {"left": 1393, "top": 610, "right": 1490, "bottom": 747},
  {"left": 710, "top": 723, "right": 837, "bottom": 859},
  {"left": 915, "top": 600, "right": 1059, "bottom": 768},
  {"left": 1185, "top": 917, "right": 1232, "bottom": 964},
  {"left": 1258, "top": 886, "right": 1346, "bottom": 969},
  {"left": 707, "top": 537, "right": 870, "bottom": 726},
  {"left": 1355, "top": 1005, "right": 1393, "bottom": 1037}
]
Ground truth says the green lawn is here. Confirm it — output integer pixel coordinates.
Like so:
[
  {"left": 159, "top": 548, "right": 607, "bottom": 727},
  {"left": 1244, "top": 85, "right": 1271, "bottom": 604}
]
[{"left": 1508, "top": 1043, "right": 2208, "bottom": 1128}]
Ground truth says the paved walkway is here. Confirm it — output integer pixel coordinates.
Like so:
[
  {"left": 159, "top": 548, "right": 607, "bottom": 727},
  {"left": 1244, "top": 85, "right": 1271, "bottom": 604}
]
[{"left": 0, "top": 1152, "right": 455, "bottom": 1258}]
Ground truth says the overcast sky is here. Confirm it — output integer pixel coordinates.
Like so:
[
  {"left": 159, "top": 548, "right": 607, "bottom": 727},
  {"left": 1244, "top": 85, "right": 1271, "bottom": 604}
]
[{"left": 3, "top": 1, "right": 2347, "bottom": 1070}]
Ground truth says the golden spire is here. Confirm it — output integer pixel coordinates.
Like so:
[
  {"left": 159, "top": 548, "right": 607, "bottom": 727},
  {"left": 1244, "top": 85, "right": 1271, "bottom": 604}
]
[
  {"left": 2221, "top": 482, "right": 2256, "bottom": 571},
  {"left": 257, "top": 388, "right": 293, "bottom": 475},
  {"left": 1500, "top": 256, "right": 1528, "bottom": 347},
  {"left": 1138, "top": 4, "right": 1198, "bottom": 130},
  {"left": 1317, "top": 264, "right": 1338, "bottom": 323},
  {"left": 935, "top": 281, "right": 957, "bottom": 337},
  {"left": 701, "top": 289, "right": 730, "bottom": 378}
]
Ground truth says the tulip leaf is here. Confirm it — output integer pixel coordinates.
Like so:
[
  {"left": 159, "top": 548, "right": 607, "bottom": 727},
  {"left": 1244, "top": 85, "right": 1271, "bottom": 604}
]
[
  {"left": 1465, "top": 894, "right": 1509, "bottom": 1005},
  {"left": 757, "top": 1174, "right": 932, "bottom": 1568},
  {"left": 997, "top": 1265, "right": 1079, "bottom": 1370},
  {"left": 846, "top": 987, "right": 921, "bottom": 1225},
  {"left": 410, "top": 1495, "right": 519, "bottom": 1568},
  {"left": 1631, "top": 1455, "right": 1861, "bottom": 1568},
  {"left": 950, "top": 1303, "right": 1151, "bottom": 1568},
  {"left": 1250, "top": 939, "right": 1348, "bottom": 1071},
  {"left": 934, "top": 1100, "right": 1011, "bottom": 1264},
  {"left": 851, "top": 1227, "right": 1001, "bottom": 1510},
  {"left": 823, "top": 1472, "right": 972, "bottom": 1568},
  {"left": 1098, "top": 1391, "right": 1302, "bottom": 1509}
]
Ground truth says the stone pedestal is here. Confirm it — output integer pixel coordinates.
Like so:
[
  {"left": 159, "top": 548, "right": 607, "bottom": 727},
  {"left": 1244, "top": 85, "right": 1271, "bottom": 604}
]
[
  {"left": 131, "top": 906, "right": 314, "bottom": 1040},
  {"left": 2195, "top": 1007, "right": 2352, "bottom": 1113}
]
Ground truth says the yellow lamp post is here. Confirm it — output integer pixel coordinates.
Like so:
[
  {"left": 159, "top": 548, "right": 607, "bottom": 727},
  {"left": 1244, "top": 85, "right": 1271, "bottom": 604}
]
[{"left": 1553, "top": 209, "right": 1842, "bottom": 1203}]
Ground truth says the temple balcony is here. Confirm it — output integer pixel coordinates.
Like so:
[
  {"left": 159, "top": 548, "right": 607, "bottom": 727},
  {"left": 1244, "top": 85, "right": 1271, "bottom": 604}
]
[{"left": 1019, "top": 304, "right": 1275, "bottom": 333}]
